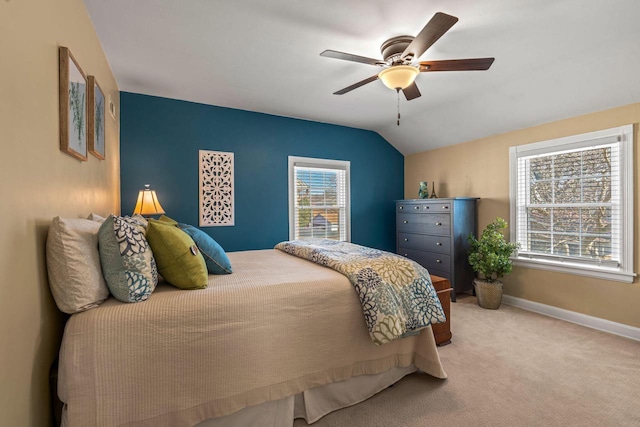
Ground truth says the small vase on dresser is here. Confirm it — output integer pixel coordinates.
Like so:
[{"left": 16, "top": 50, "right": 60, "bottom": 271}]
[{"left": 396, "top": 197, "right": 478, "bottom": 301}]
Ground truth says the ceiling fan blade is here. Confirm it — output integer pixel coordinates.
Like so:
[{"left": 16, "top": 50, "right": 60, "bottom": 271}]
[
  {"left": 419, "top": 58, "right": 495, "bottom": 72},
  {"left": 401, "top": 12, "right": 458, "bottom": 61},
  {"left": 333, "top": 74, "right": 380, "bottom": 95},
  {"left": 402, "top": 82, "right": 421, "bottom": 100},
  {"left": 320, "top": 50, "right": 385, "bottom": 66}
]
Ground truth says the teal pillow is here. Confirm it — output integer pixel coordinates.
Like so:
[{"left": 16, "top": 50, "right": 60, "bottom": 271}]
[
  {"left": 98, "top": 215, "right": 158, "bottom": 303},
  {"left": 178, "top": 223, "right": 232, "bottom": 275},
  {"left": 146, "top": 220, "right": 208, "bottom": 289}
]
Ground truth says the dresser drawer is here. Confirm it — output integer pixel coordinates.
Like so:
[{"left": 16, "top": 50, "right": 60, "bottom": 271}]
[
  {"left": 401, "top": 248, "right": 451, "bottom": 273},
  {"left": 397, "top": 213, "right": 450, "bottom": 235},
  {"left": 421, "top": 202, "right": 451, "bottom": 212},
  {"left": 397, "top": 201, "right": 452, "bottom": 213},
  {"left": 397, "top": 232, "right": 424, "bottom": 250},
  {"left": 397, "top": 203, "right": 423, "bottom": 213},
  {"left": 398, "top": 233, "right": 450, "bottom": 254}
]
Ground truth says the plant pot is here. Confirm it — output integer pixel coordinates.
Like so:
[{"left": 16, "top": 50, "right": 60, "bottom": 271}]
[{"left": 473, "top": 279, "right": 503, "bottom": 309}]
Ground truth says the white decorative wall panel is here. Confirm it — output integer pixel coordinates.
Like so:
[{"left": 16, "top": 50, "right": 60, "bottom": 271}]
[{"left": 199, "top": 150, "right": 234, "bottom": 226}]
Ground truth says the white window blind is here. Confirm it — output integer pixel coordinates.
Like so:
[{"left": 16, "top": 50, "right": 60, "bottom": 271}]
[
  {"left": 509, "top": 125, "right": 634, "bottom": 282},
  {"left": 288, "top": 156, "right": 350, "bottom": 242}
]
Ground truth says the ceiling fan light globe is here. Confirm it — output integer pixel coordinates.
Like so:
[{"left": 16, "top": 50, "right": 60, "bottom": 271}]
[{"left": 378, "top": 65, "right": 420, "bottom": 90}]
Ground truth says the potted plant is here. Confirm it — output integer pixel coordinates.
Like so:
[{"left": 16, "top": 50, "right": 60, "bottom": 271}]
[{"left": 468, "top": 217, "right": 519, "bottom": 309}]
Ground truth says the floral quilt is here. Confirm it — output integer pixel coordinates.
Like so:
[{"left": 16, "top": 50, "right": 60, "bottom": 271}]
[{"left": 275, "top": 239, "right": 446, "bottom": 345}]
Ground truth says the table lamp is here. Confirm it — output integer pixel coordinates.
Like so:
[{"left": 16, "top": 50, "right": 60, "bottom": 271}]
[{"left": 133, "top": 184, "right": 165, "bottom": 217}]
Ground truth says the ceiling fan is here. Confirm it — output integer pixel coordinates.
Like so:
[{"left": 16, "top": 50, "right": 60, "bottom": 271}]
[{"left": 320, "top": 12, "right": 495, "bottom": 102}]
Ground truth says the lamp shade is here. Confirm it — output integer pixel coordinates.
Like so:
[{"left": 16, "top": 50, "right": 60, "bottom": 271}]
[
  {"left": 133, "top": 184, "right": 165, "bottom": 216},
  {"left": 378, "top": 65, "right": 420, "bottom": 90}
]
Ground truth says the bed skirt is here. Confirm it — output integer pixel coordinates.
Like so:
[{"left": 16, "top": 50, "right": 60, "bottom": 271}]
[
  {"left": 199, "top": 365, "right": 417, "bottom": 426},
  {"left": 61, "top": 366, "right": 417, "bottom": 427}
]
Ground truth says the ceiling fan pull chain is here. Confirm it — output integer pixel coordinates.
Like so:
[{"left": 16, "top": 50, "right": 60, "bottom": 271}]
[{"left": 396, "top": 88, "right": 401, "bottom": 126}]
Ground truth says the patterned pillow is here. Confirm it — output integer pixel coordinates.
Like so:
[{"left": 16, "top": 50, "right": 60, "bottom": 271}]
[
  {"left": 127, "top": 214, "right": 149, "bottom": 230},
  {"left": 98, "top": 215, "right": 158, "bottom": 302}
]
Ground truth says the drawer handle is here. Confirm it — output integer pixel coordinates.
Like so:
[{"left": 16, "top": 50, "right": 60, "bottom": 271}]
[
  {"left": 436, "top": 242, "right": 442, "bottom": 246},
  {"left": 436, "top": 259, "right": 442, "bottom": 264},
  {"left": 414, "top": 206, "right": 420, "bottom": 210},
  {"left": 435, "top": 222, "right": 442, "bottom": 226},
  {"left": 404, "top": 254, "right": 408, "bottom": 257},
  {"left": 404, "top": 238, "right": 408, "bottom": 242},
  {"left": 442, "top": 205, "right": 449, "bottom": 209},
  {"left": 403, "top": 220, "right": 408, "bottom": 224},
  {"left": 425, "top": 206, "right": 430, "bottom": 210},
  {"left": 399, "top": 206, "right": 403, "bottom": 210}
]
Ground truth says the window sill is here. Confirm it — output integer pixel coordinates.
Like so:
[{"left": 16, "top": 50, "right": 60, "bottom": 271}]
[{"left": 512, "top": 257, "right": 636, "bottom": 283}]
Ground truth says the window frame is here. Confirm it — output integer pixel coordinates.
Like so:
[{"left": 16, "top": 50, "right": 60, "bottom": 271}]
[
  {"left": 288, "top": 156, "right": 351, "bottom": 242},
  {"left": 509, "top": 124, "right": 635, "bottom": 283}
]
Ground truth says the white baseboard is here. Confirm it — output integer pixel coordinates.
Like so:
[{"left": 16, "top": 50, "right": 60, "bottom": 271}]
[{"left": 501, "top": 295, "right": 640, "bottom": 342}]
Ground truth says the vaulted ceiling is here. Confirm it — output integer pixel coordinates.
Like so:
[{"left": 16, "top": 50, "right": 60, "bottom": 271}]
[{"left": 83, "top": 0, "right": 640, "bottom": 155}]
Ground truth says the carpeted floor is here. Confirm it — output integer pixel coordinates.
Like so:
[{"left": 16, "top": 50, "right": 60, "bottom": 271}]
[{"left": 295, "top": 295, "right": 640, "bottom": 427}]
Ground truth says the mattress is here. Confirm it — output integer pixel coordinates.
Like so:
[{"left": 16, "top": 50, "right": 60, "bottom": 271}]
[{"left": 58, "top": 249, "right": 446, "bottom": 426}]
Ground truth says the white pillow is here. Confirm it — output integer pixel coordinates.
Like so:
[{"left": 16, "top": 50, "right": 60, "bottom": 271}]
[
  {"left": 46, "top": 217, "right": 109, "bottom": 313},
  {"left": 87, "top": 213, "right": 107, "bottom": 223}
]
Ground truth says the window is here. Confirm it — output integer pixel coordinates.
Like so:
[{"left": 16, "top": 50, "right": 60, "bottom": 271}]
[
  {"left": 288, "top": 156, "right": 350, "bottom": 242},
  {"left": 509, "top": 125, "right": 634, "bottom": 283}
]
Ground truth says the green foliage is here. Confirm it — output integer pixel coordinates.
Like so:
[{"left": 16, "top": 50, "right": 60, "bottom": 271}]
[
  {"left": 95, "top": 97, "right": 104, "bottom": 142},
  {"left": 297, "top": 185, "right": 311, "bottom": 228},
  {"left": 69, "top": 82, "right": 85, "bottom": 139},
  {"left": 468, "top": 217, "right": 520, "bottom": 282}
]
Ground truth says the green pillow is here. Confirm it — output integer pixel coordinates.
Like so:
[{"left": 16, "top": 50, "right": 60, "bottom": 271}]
[
  {"left": 159, "top": 215, "right": 232, "bottom": 275},
  {"left": 158, "top": 215, "right": 177, "bottom": 225},
  {"left": 178, "top": 223, "right": 232, "bottom": 275},
  {"left": 146, "top": 219, "right": 208, "bottom": 289},
  {"left": 159, "top": 215, "right": 232, "bottom": 274}
]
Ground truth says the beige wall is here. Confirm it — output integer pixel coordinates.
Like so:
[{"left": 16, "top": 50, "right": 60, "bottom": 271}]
[
  {"left": 406, "top": 103, "right": 640, "bottom": 328},
  {"left": 0, "top": 0, "right": 119, "bottom": 425}
]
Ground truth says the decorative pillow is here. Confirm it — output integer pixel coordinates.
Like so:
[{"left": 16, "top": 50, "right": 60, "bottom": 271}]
[
  {"left": 158, "top": 215, "right": 232, "bottom": 275},
  {"left": 178, "top": 223, "right": 232, "bottom": 274},
  {"left": 158, "top": 215, "right": 177, "bottom": 225},
  {"left": 146, "top": 219, "right": 208, "bottom": 289},
  {"left": 98, "top": 215, "right": 158, "bottom": 303},
  {"left": 87, "top": 213, "right": 106, "bottom": 223},
  {"left": 127, "top": 214, "right": 149, "bottom": 230},
  {"left": 46, "top": 217, "right": 110, "bottom": 314}
]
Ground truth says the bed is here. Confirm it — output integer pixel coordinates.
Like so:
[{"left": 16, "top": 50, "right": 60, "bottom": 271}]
[{"left": 58, "top": 248, "right": 447, "bottom": 426}]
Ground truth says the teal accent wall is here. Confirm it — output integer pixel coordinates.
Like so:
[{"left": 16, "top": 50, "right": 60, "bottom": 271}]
[{"left": 120, "top": 92, "right": 403, "bottom": 252}]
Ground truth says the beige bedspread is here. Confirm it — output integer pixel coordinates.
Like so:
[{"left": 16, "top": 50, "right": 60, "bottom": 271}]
[{"left": 59, "top": 249, "right": 447, "bottom": 427}]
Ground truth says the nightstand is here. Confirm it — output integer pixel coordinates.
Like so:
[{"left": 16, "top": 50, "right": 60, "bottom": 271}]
[{"left": 430, "top": 274, "right": 452, "bottom": 346}]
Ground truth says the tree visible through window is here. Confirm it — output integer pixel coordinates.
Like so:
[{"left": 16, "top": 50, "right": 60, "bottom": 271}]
[
  {"left": 509, "top": 125, "right": 634, "bottom": 282},
  {"left": 288, "top": 157, "right": 350, "bottom": 242},
  {"left": 524, "top": 146, "right": 615, "bottom": 260}
]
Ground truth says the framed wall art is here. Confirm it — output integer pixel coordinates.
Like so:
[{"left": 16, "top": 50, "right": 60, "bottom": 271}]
[
  {"left": 87, "top": 75, "right": 106, "bottom": 159},
  {"left": 59, "top": 47, "right": 88, "bottom": 161},
  {"left": 199, "top": 150, "right": 234, "bottom": 226}
]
